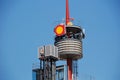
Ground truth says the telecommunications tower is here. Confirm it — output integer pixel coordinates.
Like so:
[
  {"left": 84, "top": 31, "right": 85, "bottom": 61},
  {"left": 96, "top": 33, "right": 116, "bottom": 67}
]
[
  {"left": 54, "top": 0, "right": 85, "bottom": 80},
  {"left": 32, "top": 0, "right": 85, "bottom": 80}
]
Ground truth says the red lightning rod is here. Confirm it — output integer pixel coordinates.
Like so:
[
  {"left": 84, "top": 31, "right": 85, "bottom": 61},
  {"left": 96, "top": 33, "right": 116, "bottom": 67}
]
[{"left": 66, "top": 0, "right": 70, "bottom": 25}]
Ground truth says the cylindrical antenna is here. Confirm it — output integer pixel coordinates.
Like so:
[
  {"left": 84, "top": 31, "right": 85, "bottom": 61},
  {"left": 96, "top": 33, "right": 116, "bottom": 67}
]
[
  {"left": 66, "top": 1, "right": 73, "bottom": 80},
  {"left": 66, "top": 0, "right": 70, "bottom": 25}
]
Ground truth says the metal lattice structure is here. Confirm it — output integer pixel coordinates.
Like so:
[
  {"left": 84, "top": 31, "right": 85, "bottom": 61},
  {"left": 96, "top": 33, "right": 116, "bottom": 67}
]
[{"left": 33, "top": 45, "right": 58, "bottom": 80}]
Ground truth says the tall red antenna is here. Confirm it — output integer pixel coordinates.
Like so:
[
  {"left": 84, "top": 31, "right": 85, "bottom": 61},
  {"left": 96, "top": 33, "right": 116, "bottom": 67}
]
[
  {"left": 66, "top": 0, "right": 70, "bottom": 25},
  {"left": 66, "top": 1, "right": 72, "bottom": 80}
]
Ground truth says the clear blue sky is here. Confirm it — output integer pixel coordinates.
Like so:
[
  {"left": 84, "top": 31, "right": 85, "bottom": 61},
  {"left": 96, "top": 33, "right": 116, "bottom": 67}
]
[{"left": 0, "top": 0, "right": 120, "bottom": 80}]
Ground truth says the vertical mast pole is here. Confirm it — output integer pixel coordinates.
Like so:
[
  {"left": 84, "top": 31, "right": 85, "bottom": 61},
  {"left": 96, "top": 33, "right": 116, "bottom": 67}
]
[
  {"left": 67, "top": 58, "right": 72, "bottom": 80},
  {"left": 66, "top": 0, "right": 70, "bottom": 25},
  {"left": 66, "top": 0, "right": 72, "bottom": 80}
]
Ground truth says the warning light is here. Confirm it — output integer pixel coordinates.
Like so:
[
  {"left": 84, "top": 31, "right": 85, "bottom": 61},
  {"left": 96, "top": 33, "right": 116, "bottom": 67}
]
[
  {"left": 54, "top": 24, "right": 66, "bottom": 36},
  {"left": 67, "top": 21, "right": 73, "bottom": 26}
]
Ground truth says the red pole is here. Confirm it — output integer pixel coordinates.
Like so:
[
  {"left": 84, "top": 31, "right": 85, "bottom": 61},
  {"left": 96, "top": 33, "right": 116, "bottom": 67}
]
[
  {"left": 66, "top": 0, "right": 70, "bottom": 25},
  {"left": 67, "top": 58, "right": 72, "bottom": 80}
]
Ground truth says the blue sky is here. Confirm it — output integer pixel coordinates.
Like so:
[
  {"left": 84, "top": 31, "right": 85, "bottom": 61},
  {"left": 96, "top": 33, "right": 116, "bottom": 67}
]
[{"left": 0, "top": 0, "right": 120, "bottom": 80}]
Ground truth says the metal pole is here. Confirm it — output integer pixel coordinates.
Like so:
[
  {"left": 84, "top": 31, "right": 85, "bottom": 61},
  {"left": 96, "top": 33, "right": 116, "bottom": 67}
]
[
  {"left": 66, "top": 0, "right": 70, "bottom": 25},
  {"left": 67, "top": 58, "right": 72, "bottom": 80},
  {"left": 40, "top": 60, "right": 42, "bottom": 80},
  {"left": 51, "top": 59, "right": 52, "bottom": 80},
  {"left": 43, "top": 46, "right": 45, "bottom": 80}
]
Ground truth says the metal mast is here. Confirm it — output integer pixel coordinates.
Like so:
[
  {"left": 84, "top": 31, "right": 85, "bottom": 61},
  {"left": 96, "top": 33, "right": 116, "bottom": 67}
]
[
  {"left": 66, "top": 0, "right": 72, "bottom": 80},
  {"left": 66, "top": 0, "right": 70, "bottom": 25}
]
